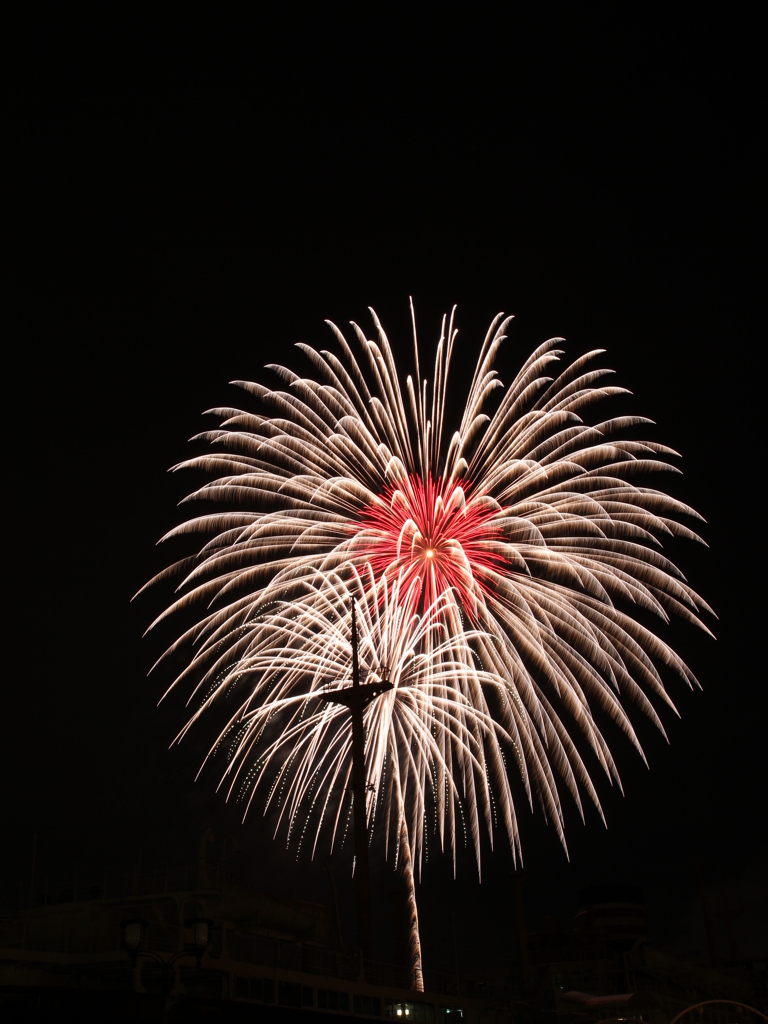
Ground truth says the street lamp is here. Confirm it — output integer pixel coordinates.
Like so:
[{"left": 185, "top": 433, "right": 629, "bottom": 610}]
[
  {"left": 122, "top": 917, "right": 147, "bottom": 957},
  {"left": 188, "top": 918, "right": 211, "bottom": 957}
]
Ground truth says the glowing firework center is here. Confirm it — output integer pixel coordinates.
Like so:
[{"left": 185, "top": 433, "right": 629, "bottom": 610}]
[{"left": 355, "top": 475, "right": 506, "bottom": 619}]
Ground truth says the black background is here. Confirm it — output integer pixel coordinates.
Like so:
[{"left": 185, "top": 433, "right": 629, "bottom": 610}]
[{"left": 5, "top": 8, "right": 765, "bottom": 967}]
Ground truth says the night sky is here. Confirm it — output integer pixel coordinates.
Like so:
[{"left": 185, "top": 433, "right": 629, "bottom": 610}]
[{"left": 6, "top": 10, "right": 765, "bottom": 967}]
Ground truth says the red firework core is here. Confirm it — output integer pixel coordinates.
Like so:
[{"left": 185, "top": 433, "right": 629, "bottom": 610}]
[{"left": 354, "top": 475, "right": 505, "bottom": 615}]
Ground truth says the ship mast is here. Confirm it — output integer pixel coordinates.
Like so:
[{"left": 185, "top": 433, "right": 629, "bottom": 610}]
[{"left": 325, "top": 601, "right": 392, "bottom": 965}]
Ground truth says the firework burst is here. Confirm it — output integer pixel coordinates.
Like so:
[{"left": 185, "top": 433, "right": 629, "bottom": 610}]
[{"left": 140, "top": 302, "right": 712, "bottom": 977}]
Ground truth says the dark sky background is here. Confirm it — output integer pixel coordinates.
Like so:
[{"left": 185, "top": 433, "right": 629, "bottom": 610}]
[{"left": 5, "top": 9, "right": 765, "bottom": 970}]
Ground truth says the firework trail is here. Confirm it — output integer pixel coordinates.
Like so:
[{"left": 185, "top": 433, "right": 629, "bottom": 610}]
[{"left": 139, "top": 303, "right": 712, "bottom": 977}]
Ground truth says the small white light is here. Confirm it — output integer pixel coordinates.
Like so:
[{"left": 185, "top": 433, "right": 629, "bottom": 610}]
[
  {"left": 426, "top": 549, "right": 433, "bottom": 558},
  {"left": 397, "top": 1011, "right": 402, "bottom": 1017}
]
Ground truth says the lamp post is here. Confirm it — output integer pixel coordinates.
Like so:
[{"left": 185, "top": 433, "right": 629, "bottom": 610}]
[
  {"left": 121, "top": 916, "right": 213, "bottom": 1001},
  {"left": 324, "top": 601, "right": 392, "bottom": 966}
]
